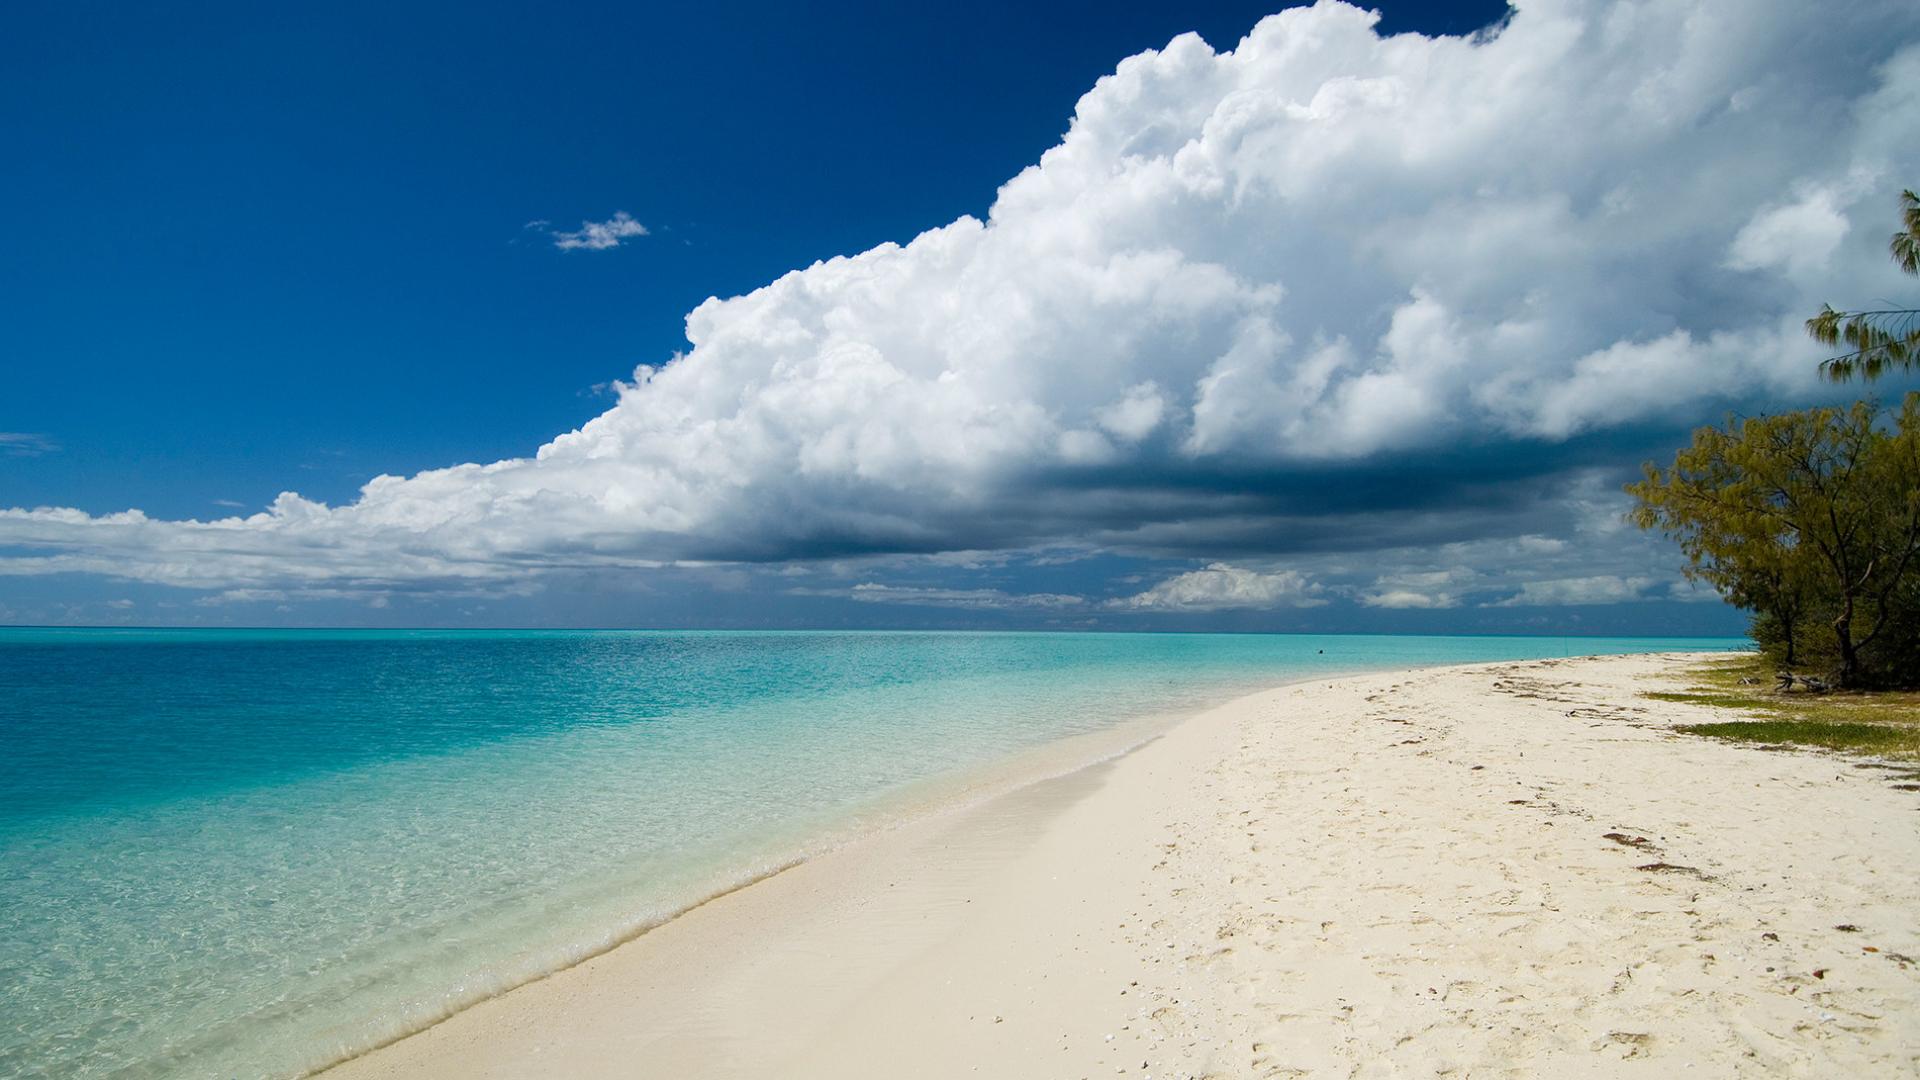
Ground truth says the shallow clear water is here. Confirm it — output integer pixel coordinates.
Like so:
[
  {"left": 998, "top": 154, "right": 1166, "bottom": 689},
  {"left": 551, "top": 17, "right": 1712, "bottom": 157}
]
[{"left": 0, "top": 629, "right": 1745, "bottom": 1077}]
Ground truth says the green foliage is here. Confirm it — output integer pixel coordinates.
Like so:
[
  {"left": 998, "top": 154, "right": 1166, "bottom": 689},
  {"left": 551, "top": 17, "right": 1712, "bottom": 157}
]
[
  {"left": 1809, "top": 189, "right": 1920, "bottom": 382},
  {"left": 1627, "top": 396, "right": 1920, "bottom": 687}
]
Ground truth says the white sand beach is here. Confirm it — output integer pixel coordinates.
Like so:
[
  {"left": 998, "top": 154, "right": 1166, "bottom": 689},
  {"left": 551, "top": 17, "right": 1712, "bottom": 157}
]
[{"left": 324, "top": 653, "right": 1920, "bottom": 1078}]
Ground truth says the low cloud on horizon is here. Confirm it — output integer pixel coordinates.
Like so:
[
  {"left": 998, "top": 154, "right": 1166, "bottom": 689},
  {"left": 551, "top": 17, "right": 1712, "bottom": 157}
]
[{"left": 6, "top": 0, "right": 1919, "bottom": 628}]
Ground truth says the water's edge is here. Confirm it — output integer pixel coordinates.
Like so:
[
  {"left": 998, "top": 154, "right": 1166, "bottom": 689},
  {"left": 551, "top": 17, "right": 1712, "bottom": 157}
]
[
  {"left": 302, "top": 675, "right": 1254, "bottom": 1077},
  {"left": 306, "top": 649, "right": 1738, "bottom": 1078},
  {"left": 1, "top": 633, "right": 1749, "bottom": 1078}
]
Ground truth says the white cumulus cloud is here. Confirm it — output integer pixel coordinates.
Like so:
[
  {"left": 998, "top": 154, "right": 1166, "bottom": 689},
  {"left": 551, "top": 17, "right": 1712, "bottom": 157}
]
[{"left": 5, "top": 0, "right": 1920, "bottom": 600}]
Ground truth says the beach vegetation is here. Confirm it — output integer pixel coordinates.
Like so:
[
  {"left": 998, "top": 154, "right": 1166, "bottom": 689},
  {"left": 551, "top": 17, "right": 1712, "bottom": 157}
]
[
  {"left": 1650, "top": 655, "right": 1920, "bottom": 760},
  {"left": 1628, "top": 395, "right": 1920, "bottom": 688},
  {"left": 1632, "top": 194, "right": 1920, "bottom": 686}
]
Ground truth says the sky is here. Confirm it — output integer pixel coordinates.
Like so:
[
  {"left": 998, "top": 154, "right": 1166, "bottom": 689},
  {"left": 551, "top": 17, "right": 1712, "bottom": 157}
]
[{"left": 2, "top": 0, "right": 1916, "bottom": 632}]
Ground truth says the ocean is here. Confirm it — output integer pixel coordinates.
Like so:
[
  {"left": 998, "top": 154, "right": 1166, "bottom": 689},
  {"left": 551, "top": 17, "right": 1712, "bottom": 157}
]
[{"left": 0, "top": 629, "right": 1745, "bottom": 1077}]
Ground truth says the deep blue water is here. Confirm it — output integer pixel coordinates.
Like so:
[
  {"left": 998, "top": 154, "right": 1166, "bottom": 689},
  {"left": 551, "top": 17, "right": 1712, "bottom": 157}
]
[{"left": 0, "top": 629, "right": 1746, "bottom": 1077}]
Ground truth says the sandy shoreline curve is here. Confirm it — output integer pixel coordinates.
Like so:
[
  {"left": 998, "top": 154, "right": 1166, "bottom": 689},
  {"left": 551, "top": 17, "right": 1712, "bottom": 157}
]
[{"left": 321, "top": 652, "right": 1920, "bottom": 1078}]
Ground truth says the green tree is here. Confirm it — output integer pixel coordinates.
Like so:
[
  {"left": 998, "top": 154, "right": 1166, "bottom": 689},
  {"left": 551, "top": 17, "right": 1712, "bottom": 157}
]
[
  {"left": 1806, "top": 188, "right": 1920, "bottom": 382},
  {"left": 1629, "top": 395, "right": 1920, "bottom": 687}
]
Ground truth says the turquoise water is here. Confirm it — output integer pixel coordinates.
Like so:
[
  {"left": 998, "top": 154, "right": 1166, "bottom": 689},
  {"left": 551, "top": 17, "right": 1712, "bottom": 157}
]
[{"left": 0, "top": 629, "right": 1745, "bottom": 1077}]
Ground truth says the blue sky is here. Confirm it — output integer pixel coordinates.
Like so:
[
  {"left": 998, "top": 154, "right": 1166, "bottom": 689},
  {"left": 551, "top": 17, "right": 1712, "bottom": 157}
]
[
  {"left": 4, "top": 0, "right": 1502, "bottom": 519},
  {"left": 4, "top": 0, "right": 1915, "bottom": 631}
]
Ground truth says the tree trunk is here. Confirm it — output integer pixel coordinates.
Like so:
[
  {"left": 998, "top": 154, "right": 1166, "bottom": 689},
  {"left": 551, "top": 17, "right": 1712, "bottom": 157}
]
[{"left": 1834, "top": 600, "right": 1858, "bottom": 687}]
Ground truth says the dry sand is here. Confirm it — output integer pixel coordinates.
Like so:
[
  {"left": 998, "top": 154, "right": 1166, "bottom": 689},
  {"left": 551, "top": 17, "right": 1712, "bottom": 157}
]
[{"left": 323, "top": 653, "right": 1920, "bottom": 1078}]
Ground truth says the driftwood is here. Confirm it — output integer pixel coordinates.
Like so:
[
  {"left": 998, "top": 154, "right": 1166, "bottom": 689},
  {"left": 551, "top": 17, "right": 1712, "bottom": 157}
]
[{"left": 1775, "top": 672, "right": 1833, "bottom": 693}]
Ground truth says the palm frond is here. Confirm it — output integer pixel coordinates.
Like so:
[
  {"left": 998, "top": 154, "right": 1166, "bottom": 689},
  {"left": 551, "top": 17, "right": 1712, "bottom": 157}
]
[
  {"left": 1894, "top": 188, "right": 1920, "bottom": 276},
  {"left": 1815, "top": 307, "right": 1920, "bottom": 381},
  {"left": 1809, "top": 189, "right": 1919, "bottom": 381}
]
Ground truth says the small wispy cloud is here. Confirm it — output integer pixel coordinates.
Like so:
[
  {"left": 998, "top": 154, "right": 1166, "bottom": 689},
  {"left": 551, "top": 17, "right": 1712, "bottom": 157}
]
[
  {"left": 544, "top": 211, "right": 649, "bottom": 252},
  {"left": 0, "top": 433, "right": 57, "bottom": 457}
]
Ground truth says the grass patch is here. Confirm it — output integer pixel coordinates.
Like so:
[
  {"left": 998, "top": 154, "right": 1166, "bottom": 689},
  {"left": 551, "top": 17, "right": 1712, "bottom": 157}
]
[
  {"left": 1644, "top": 690, "right": 1771, "bottom": 710},
  {"left": 1646, "top": 654, "right": 1920, "bottom": 761},
  {"left": 1675, "top": 720, "right": 1920, "bottom": 757}
]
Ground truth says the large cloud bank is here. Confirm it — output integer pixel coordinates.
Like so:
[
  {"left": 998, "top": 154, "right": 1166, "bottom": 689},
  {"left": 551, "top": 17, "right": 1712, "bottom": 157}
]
[{"left": 6, "top": 0, "right": 1920, "bottom": 600}]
